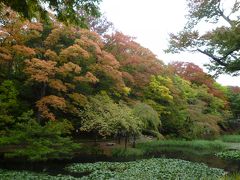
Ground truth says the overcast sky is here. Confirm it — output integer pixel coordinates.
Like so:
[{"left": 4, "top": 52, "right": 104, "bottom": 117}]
[{"left": 100, "top": 0, "right": 240, "bottom": 86}]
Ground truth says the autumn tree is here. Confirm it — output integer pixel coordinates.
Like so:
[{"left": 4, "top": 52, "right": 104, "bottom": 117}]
[
  {"left": 167, "top": 0, "right": 240, "bottom": 75},
  {"left": 169, "top": 62, "right": 227, "bottom": 100},
  {"left": 0, "top": 7, "right": 42, "bottom": 79},
  {"left": 104, "top": 32, "right": 163, "bottom": 95},
  {"left": 22, "top": 21, "right": 131, "bottom": 122},
  {"left": 86, "top": 15, "right": 114, "bottom": 35}
]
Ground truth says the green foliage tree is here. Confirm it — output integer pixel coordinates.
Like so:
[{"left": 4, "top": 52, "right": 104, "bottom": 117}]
[
  {"left": 133, "top": 103, "right": 161, "bottom": 131},
  {"left": 80, "top": 92, "right": 142, "bottom": 138},
  {"left": 228, "top": 88, "right": 240, "bottom": 118},
  {"left": 0, "top": 80, "right": 19, "bottom": 135},
  {"left": 0, "top": 110, "right": 80, "bottom": 161},
  {"left": 133, "top": 103, "right": 163, "bottom": 139},
  {"left": 144, "top": 75, "right": 190, "bottom": 137},
  {"left": 0, "top": 0, "right": 101, "bottom": 27},
  {"left": 167, "top": 0, "right": 240, "bottom": 75},
  {"left": 145, "top": 76, "right": 173, "bottom": 104}
]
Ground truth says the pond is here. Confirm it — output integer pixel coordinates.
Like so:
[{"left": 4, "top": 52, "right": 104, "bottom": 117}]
[
  {"left": 150, "top": 149, "right": 240, "bottom": 172},
  {"left": 0, "top": 148, "right": 240, "bottom": 178}
]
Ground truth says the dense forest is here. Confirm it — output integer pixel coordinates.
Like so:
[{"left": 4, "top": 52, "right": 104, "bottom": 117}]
[
  {"left": 0, "top": 1, "right": 240, "bottom": 163},
  {"left": 2, "top": 0, "right": 240, "bottom": 179}
]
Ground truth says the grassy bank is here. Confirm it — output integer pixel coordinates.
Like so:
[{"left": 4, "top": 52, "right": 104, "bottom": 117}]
[
  {"left": 137, "top": 139, "right": 226, "bottom": 151},
  {"left": 111, "top": 139, "right": 226, "bottom": 158},
  {"left": 220, "top": 135, "right": 240, "bottom": 143}
]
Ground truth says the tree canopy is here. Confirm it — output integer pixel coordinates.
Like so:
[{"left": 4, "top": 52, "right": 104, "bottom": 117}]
[
  {"left": 0, "top": 0, "right": 101, "bottom": 26},
  {"left": 167, "top": 0, "right": 240, "bottom": 75}
]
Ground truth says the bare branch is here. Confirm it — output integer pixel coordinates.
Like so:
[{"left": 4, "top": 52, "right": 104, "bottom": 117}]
[
  {"left": 197, "top": 49, "right": 228, "bottom": 66},
  {"left": 216, "top": 2, "right": 236, "bottom": 27}
]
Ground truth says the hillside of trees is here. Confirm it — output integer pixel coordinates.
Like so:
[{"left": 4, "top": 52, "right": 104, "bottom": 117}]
[{"left": 0, "top": 4, "right": 240, "bottom": 161}]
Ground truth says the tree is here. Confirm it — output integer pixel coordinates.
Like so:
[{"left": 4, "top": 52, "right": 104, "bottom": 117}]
[
  {"left": 86, "top": 15, "right": 114, "bottom": 35},
  {"left": 145, "top": 75, "right": 173, "bottom": 104},
  {"left": 0, "top": 7, "right": 42, "bottom": 79},
  {"left": 0, "top": 0, "right": 101, "bottom": 27},
  {"left": 167, "top": 0, "right": 240, "bottom": 75},
  {"left": 169, "top": 62, "right": 214, "bottom": 86},
  {"left": 227, "top": 87, "right": 240, "bottom": 118},
  {"left": 104, "top": 32, "right": 164, "bottom": 95},
  {"left": 0, "top": 80, "right": 19, "bottom": 135},
  {"left": 0, "top": 111, "right": 80, "bottom": 161},
  {"left": 133, "top": 103, "right": 161, "bottom": 131},
  {"left": 80, "top": 93, "right": 142, "bottom": 141},
  {"left": 133, "top": 103, "right": 162, "bottom": 139},
  {"left": 169, "top": 62, "right": 227, "bottom": 100}
]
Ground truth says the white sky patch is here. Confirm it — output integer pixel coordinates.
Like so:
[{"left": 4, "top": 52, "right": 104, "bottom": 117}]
[{"left": 100, "top": 0, "right": 240, "bottom": 86}]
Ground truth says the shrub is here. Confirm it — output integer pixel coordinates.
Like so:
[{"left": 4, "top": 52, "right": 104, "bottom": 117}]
[
  {"left": 216, "top": 150, "right": 240, "bottom": 160},
  {"left": 111, "top": 148, "right": 144, "bottom": 158},
  {"left": 0, "top": 111, "right": 80, "bottom": 161}
]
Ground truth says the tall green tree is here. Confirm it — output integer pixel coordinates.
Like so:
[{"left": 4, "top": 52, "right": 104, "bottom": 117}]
[{"left": 0, "top": 80, "right": 19, "bottom": 135}]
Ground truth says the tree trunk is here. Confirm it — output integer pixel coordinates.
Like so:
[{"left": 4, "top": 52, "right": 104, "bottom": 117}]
[
  {"left": 118, "top": 134, "right": 121, "bottom": 144},
  {"left": 124, "top": 136, "right": 128, "bottom": 150},
  {"left": 94, "top": 132, "right": 98, "bottom": 145},
  {"left": 132, "top": 135, "right": 136, "bottom": 148}
]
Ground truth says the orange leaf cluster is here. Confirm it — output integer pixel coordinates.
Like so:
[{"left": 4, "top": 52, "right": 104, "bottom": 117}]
[
  {"left": 45, "top": 49, "right": 59, "bottom": 61},
  {"left": 36, "top": 95, "right": 66, "bottom": 121},
  {"left": 84, "top": 72, "right": 99, "bottom": 83},
  {"left": 24, "top": 58, "right": 56, "bottom": 83},
  {"left": 12, "top": 45, "right": 36, "bottom": 57},
  {"left": 49, "top": 79, "right": 67, "bottom": 92},
  {"left": 60, "top": 44, "right": 90, "bottom": 62},
  {"left": 74, "top": 29, "right": 104, "bottom": 55},
  {"left": 98, "top": 51, "right": 120, "bottom": 68},
  {"left": 0, "top": 47, "right": 12, "bottom": 62},
  {"left": 74, "top": 72, "right": 99, "bottom": 84},
  {"left": 57, "top": 62, "right": 81, "bottom": 76},
  {"left": 104, "top": 32, "right": 163, "bottom": 89},
  {"left": 80, "top": 29, "right": 103, "bottom": 47},
  {"left": 122, "top": 71, "right": 135, "bottom": 84},
  {"left": 27, "top": 22, "right": 43, "bottom": 32},
  {"left": 44, "top": 28, "right": 63, "bottom": 47},
  {"left": 44, "top": 25, "right": 81, "bottom": 48}
]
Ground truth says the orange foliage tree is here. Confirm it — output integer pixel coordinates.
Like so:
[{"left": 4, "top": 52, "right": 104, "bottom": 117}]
[{"left": 104, "top": 32, "right": 164, "bottom": 96}]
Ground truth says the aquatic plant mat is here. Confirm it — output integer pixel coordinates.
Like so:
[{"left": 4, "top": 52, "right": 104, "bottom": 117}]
[{"left": 66, "top": 158, "right": 226, "bottom": 180}]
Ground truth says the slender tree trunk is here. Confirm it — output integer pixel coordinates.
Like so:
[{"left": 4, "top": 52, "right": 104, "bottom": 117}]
[
  {"left": 117, "top": 133, "right": 121, "bottom": 144},
  {"left": 124, "top": 136, "right": 128, "bottom": 150},
  {"left": 132, "top": 135, "right": 136, "bottom": 148},
  {"left": 118, "top": 136, "right": 121, "bottom": 144},
  {"left": 94, "top": 132, "right": 98, "bottom": 145}
]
